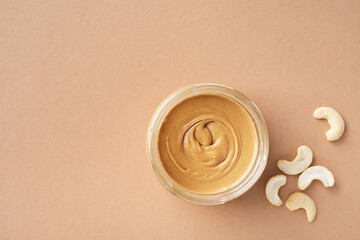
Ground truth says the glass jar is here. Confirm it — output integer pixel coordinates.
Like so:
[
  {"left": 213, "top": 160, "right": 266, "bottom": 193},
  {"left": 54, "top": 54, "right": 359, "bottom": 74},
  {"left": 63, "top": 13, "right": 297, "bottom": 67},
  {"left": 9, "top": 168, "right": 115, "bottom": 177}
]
[{"left": 147, "top": 83, "right": 269, "bottom": 205}]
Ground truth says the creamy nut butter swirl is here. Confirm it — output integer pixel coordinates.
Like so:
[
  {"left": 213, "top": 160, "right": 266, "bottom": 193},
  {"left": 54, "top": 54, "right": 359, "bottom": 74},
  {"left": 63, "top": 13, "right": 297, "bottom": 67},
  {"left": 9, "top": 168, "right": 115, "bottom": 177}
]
[
  {"left": 158, "top": 94, "right": 258, "bottom": 194},
  {"left": 171, "top": 115, "right": 238, "bottom": 180}
]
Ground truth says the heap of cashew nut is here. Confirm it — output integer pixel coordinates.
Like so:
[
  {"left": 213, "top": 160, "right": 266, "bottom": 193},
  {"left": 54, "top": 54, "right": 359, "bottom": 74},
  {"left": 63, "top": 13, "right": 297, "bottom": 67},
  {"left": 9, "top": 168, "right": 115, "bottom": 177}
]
[{"left": 265, "top": 107, "right": 344, "bottom": 223}]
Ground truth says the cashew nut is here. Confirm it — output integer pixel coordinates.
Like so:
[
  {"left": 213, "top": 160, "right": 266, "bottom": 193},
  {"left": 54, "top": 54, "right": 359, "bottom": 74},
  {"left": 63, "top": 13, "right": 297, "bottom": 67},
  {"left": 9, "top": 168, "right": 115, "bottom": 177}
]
[
  {"left": 286, "top": 192, "right": 316, "bottom": 222},
  {"left": 298, "top": 166, "right": 335, "bottom": 190},
  {"left": 265, "top": 175, "right": 287, "bottom": 206},
  {"left": 313, "top": 107, "right": 345, "bottom": 141},
  {"left": 277, "top": 145, "right": 313, "bottom": 175}
]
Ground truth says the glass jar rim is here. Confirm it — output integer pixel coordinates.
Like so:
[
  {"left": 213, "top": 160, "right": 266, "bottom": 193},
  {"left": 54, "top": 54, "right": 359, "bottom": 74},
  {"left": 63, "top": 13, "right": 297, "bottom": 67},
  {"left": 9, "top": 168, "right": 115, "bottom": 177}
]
[{"left": 147, "top": 83, "right": 269, "bottom": 205}]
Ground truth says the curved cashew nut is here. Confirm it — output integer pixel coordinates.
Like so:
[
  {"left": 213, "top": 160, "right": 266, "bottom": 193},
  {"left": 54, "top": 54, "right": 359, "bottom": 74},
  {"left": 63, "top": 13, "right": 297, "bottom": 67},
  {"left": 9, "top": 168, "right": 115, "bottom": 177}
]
[
  {"left": 265, "top": 175, "right": 287, "bottom": 206},
  {"left": 313, "top": 107, "right": 345, "bottom": 141},
  {"left": 277, "top": 145, "right": 313, "bottom": 175},
  {"left": 286, "top": 192, "right": 316, "bottom": 222},
  {"left": 298, "top": 166, "right": 335, "bottom": 190}
]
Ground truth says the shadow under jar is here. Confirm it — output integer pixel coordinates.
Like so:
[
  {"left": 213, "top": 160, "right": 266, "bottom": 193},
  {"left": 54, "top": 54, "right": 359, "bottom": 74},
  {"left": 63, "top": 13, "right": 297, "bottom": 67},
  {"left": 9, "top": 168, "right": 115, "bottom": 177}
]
[{"left": 147, "top": 84, "right": 269, "bottom": 205}]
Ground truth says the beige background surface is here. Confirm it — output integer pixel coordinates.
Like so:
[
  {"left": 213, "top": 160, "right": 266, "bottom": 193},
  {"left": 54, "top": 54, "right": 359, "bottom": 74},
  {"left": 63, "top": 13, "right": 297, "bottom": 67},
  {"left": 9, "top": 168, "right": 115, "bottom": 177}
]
[{"left": 1, "top": 1, "right": 360, "bottom": 239}]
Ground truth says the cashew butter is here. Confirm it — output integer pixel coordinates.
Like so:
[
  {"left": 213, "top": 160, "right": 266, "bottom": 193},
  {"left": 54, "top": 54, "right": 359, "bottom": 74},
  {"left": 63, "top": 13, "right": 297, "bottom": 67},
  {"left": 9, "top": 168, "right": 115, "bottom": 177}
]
[{"left": 158, "top": 94, "right": 258, "bottom": 194}]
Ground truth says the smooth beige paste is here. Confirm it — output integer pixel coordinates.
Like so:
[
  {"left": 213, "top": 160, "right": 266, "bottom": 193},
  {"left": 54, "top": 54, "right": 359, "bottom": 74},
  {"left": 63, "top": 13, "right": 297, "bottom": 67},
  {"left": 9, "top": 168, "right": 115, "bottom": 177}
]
[{"left": 158, "top": 94, "right": 258, "bottom": 194}]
